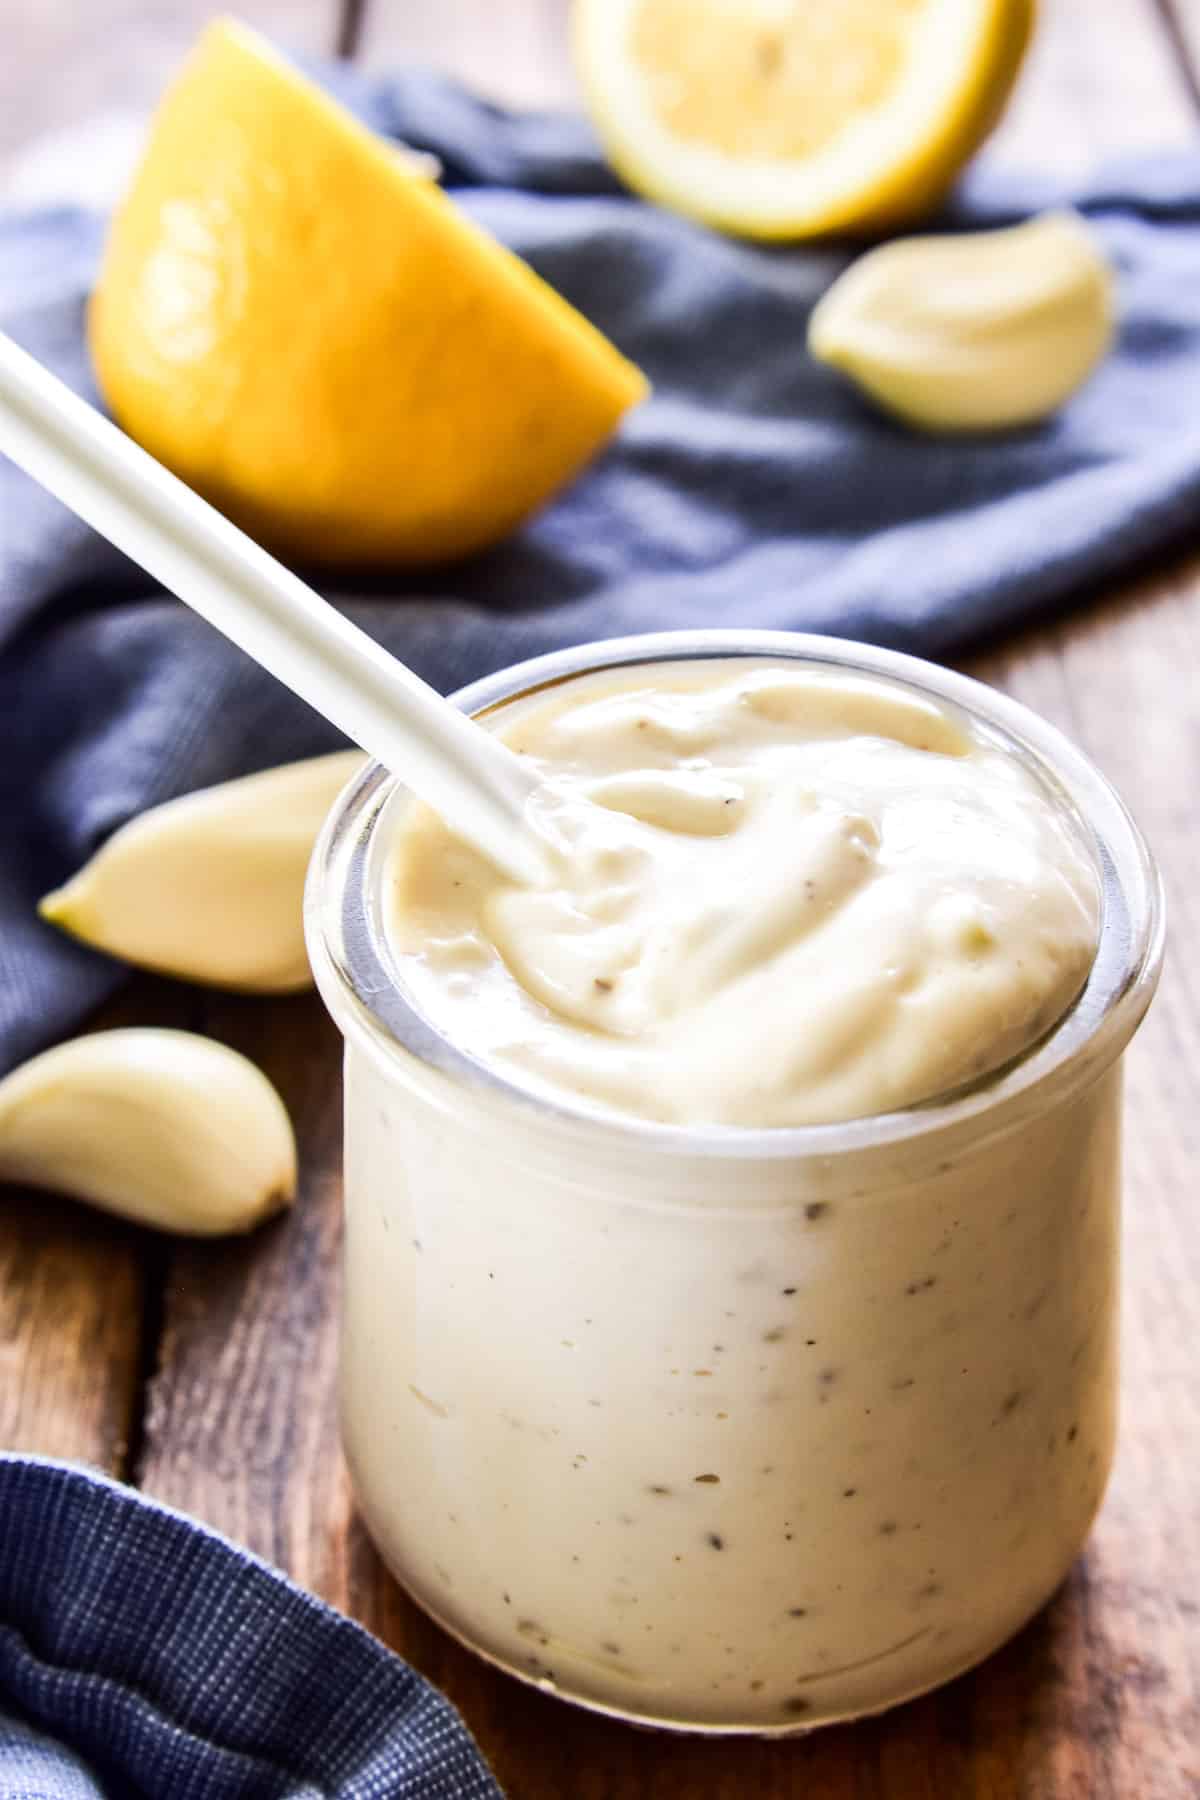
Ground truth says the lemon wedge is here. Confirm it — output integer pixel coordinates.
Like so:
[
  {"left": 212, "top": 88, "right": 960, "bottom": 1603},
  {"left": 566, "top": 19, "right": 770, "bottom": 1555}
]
[
  {"left": 90, "top": 19, "right": 647, "bottom": 566},
  {"left": 572, "top": 0, "right": 1034, "bottom": 240}
]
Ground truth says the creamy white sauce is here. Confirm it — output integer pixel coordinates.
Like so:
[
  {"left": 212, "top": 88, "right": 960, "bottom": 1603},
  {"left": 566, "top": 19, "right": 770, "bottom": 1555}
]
[{"left": 387, "top": 662, "right": 1099, "bottom": 1126}]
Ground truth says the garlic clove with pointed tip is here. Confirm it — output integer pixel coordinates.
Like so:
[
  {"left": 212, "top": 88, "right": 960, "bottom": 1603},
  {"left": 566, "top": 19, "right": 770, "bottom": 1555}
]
[
  {"left": 40, "top": 750, "right": 365, "bottom": 994},
  {"left": 808, "top": 210, "right": 1115, "bottom": 432},
  {"left": 0, "top": 1029, "right": 297, "bottom": 1235}
]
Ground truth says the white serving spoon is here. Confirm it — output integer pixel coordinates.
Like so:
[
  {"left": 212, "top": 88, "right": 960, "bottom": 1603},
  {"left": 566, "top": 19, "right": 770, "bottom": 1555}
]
[{"left": 0, "top": 330, "right": 545, "bottom": 886}]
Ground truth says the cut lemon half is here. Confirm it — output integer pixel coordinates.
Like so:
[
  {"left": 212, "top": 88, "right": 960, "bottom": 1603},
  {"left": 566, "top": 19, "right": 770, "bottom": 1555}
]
[
  {"left": 572, "top": 0, "right": 1035, "bottom": 240},
  {"left": 90, "top": 19, "right": 647, "bottom": 566}
]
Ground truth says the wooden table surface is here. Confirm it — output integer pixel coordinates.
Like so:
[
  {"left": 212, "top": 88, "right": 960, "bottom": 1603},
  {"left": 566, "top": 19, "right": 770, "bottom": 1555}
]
[{"left": 3, "top": 2, "right": 1200, "bottom": 1795}]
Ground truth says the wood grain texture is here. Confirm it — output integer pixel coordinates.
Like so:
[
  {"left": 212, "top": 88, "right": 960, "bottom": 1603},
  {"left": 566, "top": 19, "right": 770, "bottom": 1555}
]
[
  {"left": 0, "top": 1190, "right": 143, "bottom": 1473},
  {"left": 137, "top": 989, "right": 351, "bottom": 1592},
  {"left": 0, "top": 977, "right": 193, "bottom": 1474}
]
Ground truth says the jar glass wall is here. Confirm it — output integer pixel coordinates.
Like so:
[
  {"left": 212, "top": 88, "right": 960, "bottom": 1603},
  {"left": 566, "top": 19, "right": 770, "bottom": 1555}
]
[{"left": 306, "top": 631, "right": 1162, "bottom": 1734}]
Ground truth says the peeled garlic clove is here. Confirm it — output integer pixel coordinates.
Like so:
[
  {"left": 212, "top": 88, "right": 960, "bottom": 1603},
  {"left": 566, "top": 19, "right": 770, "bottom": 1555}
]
[
  {"left": 808, "top": 210, "right": 1115, "bottom": 432},
  {"left": 40, "top": 750, "right": 365, "bottom": 994},
  {"left": 0, "top": 1029, "right": 296, "bottom": 1235}
]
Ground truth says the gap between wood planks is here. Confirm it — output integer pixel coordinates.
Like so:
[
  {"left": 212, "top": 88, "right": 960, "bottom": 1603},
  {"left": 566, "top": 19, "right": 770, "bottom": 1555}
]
[
  {"left": 122, "top": 983, "right": 208, "bottom": 1489},
  {"left": 334, "top": 0, "right": 367, "bottom": 62},
  {"left": 1153, "top": 0, "right": 1200, "bottom": 111}
]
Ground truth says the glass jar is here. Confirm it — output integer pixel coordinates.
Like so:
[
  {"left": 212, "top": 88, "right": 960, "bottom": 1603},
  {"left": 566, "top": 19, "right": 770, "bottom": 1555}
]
[{"left": 305, "top": 630, "right": 1162, "bottom": 1734}]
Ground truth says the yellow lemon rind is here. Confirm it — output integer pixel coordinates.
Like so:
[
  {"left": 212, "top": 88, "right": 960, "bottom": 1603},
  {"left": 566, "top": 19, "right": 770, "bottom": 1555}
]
[{"left": 572, "top": 0, "right": 1035, "bottom": 242}]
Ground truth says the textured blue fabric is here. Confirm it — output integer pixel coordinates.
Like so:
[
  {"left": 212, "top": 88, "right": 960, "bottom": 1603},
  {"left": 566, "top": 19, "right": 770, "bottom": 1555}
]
[
  {"left": 0, "top": 1457, "right": 503, "bottom": 1799},
  {"left": 3, "top": 69, "right": 1200, "bottom": 1074}
]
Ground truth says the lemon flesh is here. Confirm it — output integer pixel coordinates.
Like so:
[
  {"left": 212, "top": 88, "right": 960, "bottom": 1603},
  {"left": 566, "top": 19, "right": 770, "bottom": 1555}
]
[
  {"left": 573, "top": 0, "right": 1035, "bottom": 241},
  {"left": 90, "top": 19, "right": 647, "bottom": 566}
]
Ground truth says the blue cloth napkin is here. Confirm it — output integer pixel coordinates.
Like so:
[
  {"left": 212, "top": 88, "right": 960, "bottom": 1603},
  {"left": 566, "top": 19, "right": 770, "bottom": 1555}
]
[
  {"left": 2, "top": 69, "right": 1200, "bottom": 1080},
  {"left": 0, "top": 1456, "right": 503, "bottom": 1798}
]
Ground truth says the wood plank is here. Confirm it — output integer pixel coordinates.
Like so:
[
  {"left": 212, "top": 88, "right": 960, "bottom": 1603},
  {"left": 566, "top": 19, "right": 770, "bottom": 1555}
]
[
  {"left": 136, "top": 989, "right": 350, "bottom": 1578},
  {"left": 0, "top": 2, "right": 338, "bottom": 192},
  {"left": 990, "top": 0, "right": 1197, "bottom": 168},
  {"left": 360, "top": 0, "right": 575, "bottom": 109},
  {"left": 1155, "top": 0, "right": 1200, "bottom": 107},
  {"left": 0, "top": 977, "right": 195, "bottom": 1474},
  {"left": 0, "top": 1191, "right": 143, "bottom": 1473},
  {"left": 959, "top": 565, "right": 1200, "bottom": 1800}
]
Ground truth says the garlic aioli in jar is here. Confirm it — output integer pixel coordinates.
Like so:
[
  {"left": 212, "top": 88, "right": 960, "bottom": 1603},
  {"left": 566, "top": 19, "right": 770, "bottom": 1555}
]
[
  {"left": 322, "top": 649, "right": 1143, "bottom": 1735},
  {"left": 388, "top": 662, "right": 1100, "bottom": 1128}
]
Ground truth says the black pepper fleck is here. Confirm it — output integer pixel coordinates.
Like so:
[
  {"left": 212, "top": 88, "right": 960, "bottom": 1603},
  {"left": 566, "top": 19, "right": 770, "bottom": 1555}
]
[
  {"left": 788, "top": 1607, "right": 808, "bottom": 1618},
  {"left": 647, "top": 1484, "right": 672, "bottom": 1496},
  {"left": 905, "top": 1276, "right": 938, "bottom": 1295},
  {"left": 783, "top": 1696, "right": 812, "bottom": 1716},
  {"left": 593, "top": 977, "right": 614, "bottom": 992},
  {"left": 805, "top": 1203, "right": 829, "bottom": 1222},
  {"left": 879, "top": 1521, "right": 898, "bottom": 1536},
  {"left": 763, "top": 1327, "right": 786, "bottom": 1344},
  {"left": 694, "top": 1473, "right": 721, "bottom": 1484},
  {"left": 842, "top": 1488, "right": 857, "bottom": 1499},
  {"left": 1067, "top": 1423, "right": 1079, "bottom": 1443},
  {"left": 782, "top": 1287, "right": 797, "bottom": 1296},
  {"left": 707, "top": 1533, "right": 725, "bottom": 1551}
]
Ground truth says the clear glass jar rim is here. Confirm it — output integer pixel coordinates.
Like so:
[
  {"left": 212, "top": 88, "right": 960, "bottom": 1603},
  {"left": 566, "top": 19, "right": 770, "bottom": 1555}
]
[{"left": 304, "top": 630, "right": 1164, "bottom": 1164}]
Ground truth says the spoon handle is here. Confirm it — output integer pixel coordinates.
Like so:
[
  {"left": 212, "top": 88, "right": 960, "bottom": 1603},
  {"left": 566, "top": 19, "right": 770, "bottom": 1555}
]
[{"left": 0, "top": 331, "right": 542, "bottom": 885}]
